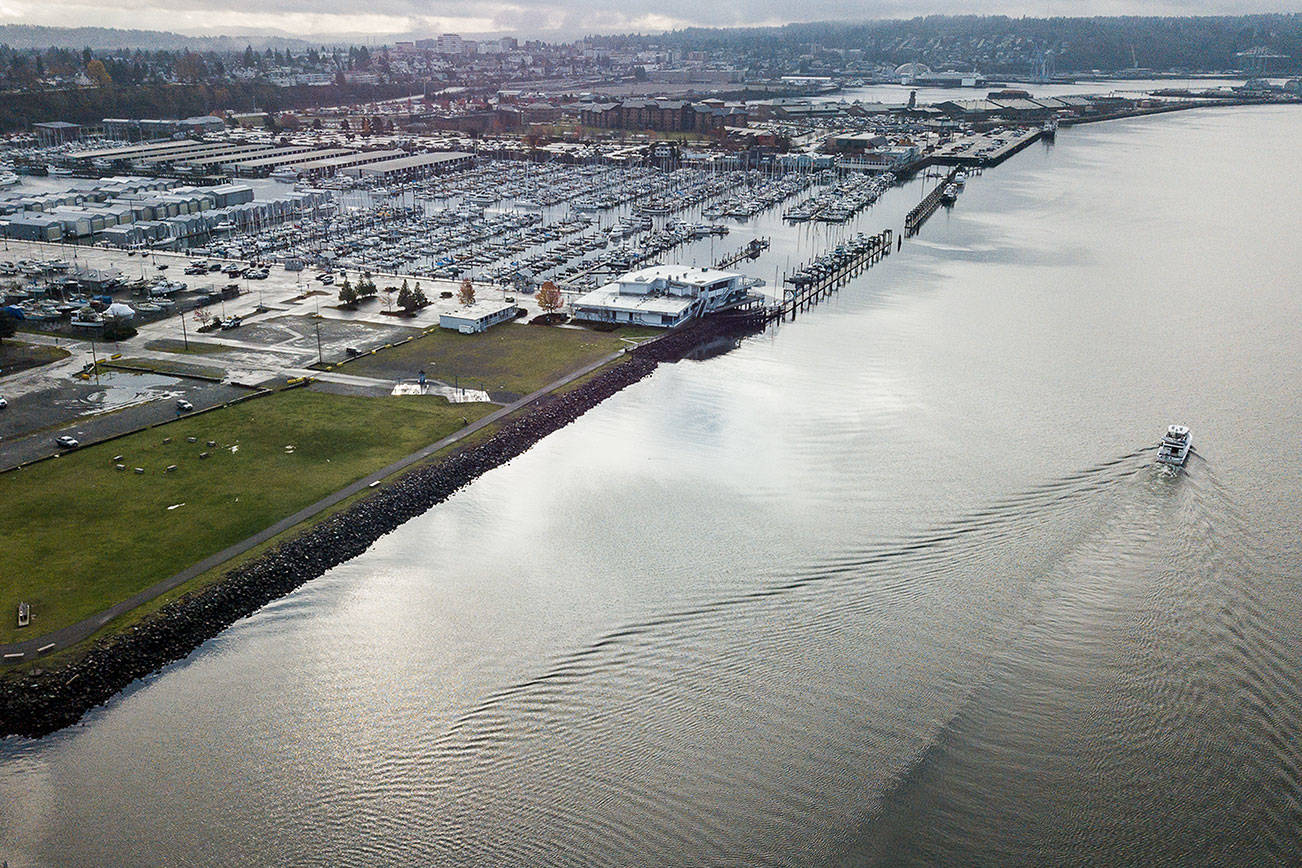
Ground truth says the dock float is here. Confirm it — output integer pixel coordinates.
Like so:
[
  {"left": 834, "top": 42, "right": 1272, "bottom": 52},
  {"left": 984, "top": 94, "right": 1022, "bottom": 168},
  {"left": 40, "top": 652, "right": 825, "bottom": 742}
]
[
  {"left": 904, "top": 168, "right": 960, "bottom": 237},
  {"left": 773, "top": 229, "right": 893, "bottom": 320}
]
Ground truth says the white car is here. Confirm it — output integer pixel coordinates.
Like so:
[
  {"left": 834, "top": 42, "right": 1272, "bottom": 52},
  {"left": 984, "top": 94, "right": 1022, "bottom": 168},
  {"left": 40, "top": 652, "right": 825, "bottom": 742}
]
[
  {"left": 56, "top": 435, "right": 79, "bottom": 449},
  {"left": 0, "top": 396, "right": 7, "bottom": 409}
]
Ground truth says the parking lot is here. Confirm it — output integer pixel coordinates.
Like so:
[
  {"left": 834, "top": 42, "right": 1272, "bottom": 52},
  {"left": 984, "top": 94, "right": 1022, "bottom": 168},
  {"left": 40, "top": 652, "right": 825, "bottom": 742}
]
[
  {"left": 0, "top": 239, "right": 565, "bottom": 470},
  {"left": 933, "top": 127, "right": 1043, "bottom": 165},
  {"left": 230, "top": 314, "right": 422, "bottom": 365},
  {"left": 0, "top": 369, "right": 252, "bottom": 470}
]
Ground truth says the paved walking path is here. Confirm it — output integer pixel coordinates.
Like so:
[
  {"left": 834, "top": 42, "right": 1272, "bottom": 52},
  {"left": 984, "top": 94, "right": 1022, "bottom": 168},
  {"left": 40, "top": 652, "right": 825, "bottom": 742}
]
[{"left": 0, "top": 350, "right": 625, "bottom": 662}]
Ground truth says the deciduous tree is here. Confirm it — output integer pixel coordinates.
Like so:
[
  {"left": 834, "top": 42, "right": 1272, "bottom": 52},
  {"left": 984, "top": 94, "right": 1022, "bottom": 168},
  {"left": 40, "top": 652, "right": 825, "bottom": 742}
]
[
  {"left": 535, "top": 280, "right": 563, "bottom": 315},
  {"left": 85, "top": 59, "right": 112, "bottom": 87}
]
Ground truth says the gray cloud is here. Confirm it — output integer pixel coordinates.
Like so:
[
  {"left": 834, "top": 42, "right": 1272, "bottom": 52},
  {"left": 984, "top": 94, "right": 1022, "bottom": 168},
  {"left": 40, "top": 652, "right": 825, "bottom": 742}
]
[{"left": 1, "top": 0, "right": 1298, "bottom": 39}]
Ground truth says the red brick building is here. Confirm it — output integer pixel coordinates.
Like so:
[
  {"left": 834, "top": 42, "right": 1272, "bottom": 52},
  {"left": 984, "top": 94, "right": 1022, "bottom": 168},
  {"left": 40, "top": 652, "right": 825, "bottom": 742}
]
[{"left": 580, "top": 100, "right": 747, "bottom": 133}]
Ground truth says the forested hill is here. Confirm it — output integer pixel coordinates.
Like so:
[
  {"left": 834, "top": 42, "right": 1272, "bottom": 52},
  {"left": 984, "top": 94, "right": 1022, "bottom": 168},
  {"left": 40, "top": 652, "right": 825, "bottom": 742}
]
[
  {"left": 625, "top": 14, "right": 1302, "bottom": 74},
  {"left": 0, "top": 24, "right": 309, "bottom": 52}
]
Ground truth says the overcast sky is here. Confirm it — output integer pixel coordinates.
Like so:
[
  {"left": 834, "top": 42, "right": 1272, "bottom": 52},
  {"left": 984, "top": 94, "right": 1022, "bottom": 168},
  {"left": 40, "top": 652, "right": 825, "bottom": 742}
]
[{"left": 1, "top": 0, "right": 1297, "bottom": 40}]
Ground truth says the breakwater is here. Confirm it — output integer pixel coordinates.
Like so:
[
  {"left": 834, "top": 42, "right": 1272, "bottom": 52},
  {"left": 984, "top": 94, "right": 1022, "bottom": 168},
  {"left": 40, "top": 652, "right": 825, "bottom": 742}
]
[{"left": 0, "top": 318, "right": 755, "bottom": 739}]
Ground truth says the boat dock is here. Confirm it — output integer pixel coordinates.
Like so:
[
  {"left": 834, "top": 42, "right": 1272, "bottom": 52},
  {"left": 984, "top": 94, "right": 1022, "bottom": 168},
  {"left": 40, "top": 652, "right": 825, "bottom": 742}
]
[
  {"left": 774, "top": 229, "right": 893, "bottom": 320},
  {"left": 715, "top": 237, "right": 771, "bottom": 269},
  {"left": 904, "top": 168, "right": 961, "bottom": 237}
]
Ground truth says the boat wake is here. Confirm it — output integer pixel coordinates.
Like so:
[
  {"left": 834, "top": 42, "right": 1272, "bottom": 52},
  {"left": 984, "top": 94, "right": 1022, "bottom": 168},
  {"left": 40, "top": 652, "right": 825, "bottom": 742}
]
[{"left": 331, "top": 449, "right": 1296, "bottom": 864}]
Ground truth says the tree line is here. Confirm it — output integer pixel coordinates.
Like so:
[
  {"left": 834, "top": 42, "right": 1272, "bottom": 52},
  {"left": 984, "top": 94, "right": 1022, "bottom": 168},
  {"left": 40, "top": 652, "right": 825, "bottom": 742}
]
[
  {"left": 637, "top": 14, "right": 1302, "bottom": 74},
  {"left": 0, "top": 80, "right": 417, "bottom": 133}
]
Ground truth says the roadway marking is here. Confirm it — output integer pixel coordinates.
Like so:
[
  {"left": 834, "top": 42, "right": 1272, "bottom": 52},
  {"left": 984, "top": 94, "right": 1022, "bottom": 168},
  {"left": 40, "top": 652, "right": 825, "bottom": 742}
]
[
  {"left": 3, "top": 652, "right": 23, "bottom": 660},
  {"left": 38, "top": 643, "right": 56, "bottom": 653}
]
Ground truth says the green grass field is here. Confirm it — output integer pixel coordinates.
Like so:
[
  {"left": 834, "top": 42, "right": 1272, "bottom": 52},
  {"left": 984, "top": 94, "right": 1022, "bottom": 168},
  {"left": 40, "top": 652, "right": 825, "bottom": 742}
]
[
  {"left": 0, "top": 388, "right": 492, "bottom": 644},
  {"left": 342, "top": 323, "right": 657, "bottom": 396},
  {"left": 107, "top": 357, "right": 227, "bottom": 379},
  {"left": 144, "top": 339, "right": 237, "bottom": 355}
]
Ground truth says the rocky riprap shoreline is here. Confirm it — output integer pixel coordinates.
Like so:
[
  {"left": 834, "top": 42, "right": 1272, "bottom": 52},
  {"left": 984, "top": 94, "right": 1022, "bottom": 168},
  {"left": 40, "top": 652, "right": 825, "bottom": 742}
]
[{"left": 0, "top": 318, "right": 758, "bottom": 739}]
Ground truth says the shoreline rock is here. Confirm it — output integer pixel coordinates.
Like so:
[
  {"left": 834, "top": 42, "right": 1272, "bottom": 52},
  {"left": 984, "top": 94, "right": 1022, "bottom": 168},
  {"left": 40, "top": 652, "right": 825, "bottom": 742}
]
[{"left": 0, "top": 317, "right": 759, "bottom": 740}]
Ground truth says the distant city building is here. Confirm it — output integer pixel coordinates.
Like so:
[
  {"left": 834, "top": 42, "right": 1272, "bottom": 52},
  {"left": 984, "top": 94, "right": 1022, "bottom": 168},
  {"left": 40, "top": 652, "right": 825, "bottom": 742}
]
[
  {"left": 434, "top": 34, "right": 465, "bottom": 55},
  {"left": 579, "top": 99, "right": 746, "bottom": 133}
]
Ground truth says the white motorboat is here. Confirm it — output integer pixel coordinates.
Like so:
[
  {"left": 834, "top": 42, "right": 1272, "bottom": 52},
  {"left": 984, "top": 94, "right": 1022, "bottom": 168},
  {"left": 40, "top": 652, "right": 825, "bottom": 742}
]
[
  {"left": 270, "top": 167, "right": 300, "bottom": 183},
  {"left": 46, "top": 164, "right": 72, "bottom": 176},
  {"left": 0, "top": 171, "right": 18, "bottom": 187},
  {"left": 1156, "top": 424, "right": 1192, "bottom": 467}
]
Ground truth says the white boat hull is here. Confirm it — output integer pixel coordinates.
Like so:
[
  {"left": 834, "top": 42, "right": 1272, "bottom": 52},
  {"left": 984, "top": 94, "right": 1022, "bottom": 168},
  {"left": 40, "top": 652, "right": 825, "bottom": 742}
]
[{"left": 1156, "top": 425, "right": 1192, "bottom": 466}]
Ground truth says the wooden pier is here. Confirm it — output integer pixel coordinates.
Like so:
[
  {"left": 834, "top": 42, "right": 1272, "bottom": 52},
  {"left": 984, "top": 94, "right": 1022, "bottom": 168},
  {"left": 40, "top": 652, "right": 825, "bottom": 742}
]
[
  {"left": 715, "top": 236, "right": 771, "bottom": 269},
  {"left": 771, "top": 229, "right": 893, "bottom": 321},
  {"left": 904, "top": 167, "right": 960, "bottom": 237}
]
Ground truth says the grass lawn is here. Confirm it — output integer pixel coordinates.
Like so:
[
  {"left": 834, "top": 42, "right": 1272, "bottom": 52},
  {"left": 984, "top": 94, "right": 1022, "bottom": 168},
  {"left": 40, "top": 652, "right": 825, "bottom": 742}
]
[
  {"left": 0, "top": 389, "right": 493, "bottom": 644},
  {"left": 0, "top": 340, "right": 71, "bottom": 378},
  {"left": 106, "top": 357, "right": 228, "bottom": 380},
  {"left": 342, "top": 322, "right": 659, "bottom": 396},
  {"left": 144, "top": 339, "right": 236, "bottom": 355}
]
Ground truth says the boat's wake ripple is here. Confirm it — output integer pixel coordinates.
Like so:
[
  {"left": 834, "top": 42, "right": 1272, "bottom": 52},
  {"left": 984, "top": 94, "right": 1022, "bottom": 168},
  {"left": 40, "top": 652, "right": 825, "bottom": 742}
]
[{"left": 325, "top": 449, "right": 1297, "bottom": 865}]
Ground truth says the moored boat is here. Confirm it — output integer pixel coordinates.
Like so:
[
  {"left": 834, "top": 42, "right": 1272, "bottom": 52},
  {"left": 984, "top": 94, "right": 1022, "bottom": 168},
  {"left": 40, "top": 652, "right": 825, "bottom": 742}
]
[{"left": 1156, "top": 424, "right": 1192, "bottom": 466}]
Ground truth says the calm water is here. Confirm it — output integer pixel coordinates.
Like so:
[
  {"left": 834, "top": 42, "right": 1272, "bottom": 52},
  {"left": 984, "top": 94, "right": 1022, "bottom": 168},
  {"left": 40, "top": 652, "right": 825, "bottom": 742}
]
[
  {"left": 825, "top": 77, "right": 1256, "bottom": 106},
  {"left": 2, "top": 105, "right": 1301, "bottom": 865}
]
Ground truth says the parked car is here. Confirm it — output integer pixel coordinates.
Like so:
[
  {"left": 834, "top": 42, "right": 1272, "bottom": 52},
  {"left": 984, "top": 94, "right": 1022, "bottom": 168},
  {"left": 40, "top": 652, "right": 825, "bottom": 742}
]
[
  {"left": 55, "top": 435, "right": 79, "bottom": 449},
  {"left": 0, "top": 396, "right": 7, "bottom": 408},
  {"left": 176, "top": 399, "right": 194, "bottom": 412}
]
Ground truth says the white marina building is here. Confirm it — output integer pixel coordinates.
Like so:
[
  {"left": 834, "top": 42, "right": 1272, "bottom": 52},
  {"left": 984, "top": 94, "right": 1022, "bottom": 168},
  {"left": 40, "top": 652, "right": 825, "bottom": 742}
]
[{"left": 571, "top": 265, "right": 760, "bottom": 328}]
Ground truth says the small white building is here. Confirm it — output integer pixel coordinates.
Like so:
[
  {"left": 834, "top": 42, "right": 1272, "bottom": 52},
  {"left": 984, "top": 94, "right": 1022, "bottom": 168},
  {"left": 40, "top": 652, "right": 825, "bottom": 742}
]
[
  {"left": 572, "top": 264, "right": 756, "bottom": 328},
  {"left": 439, "top": 301, "right": 518, "bottom": 334}
]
